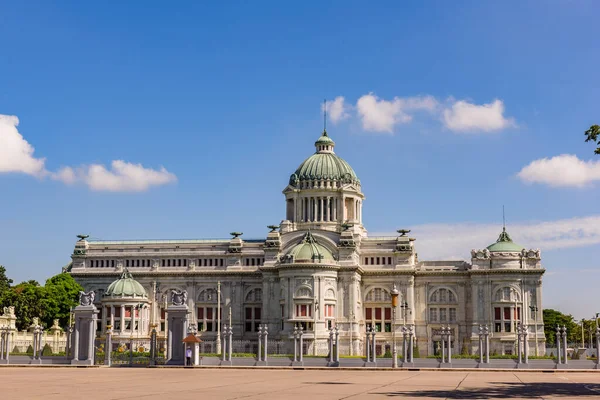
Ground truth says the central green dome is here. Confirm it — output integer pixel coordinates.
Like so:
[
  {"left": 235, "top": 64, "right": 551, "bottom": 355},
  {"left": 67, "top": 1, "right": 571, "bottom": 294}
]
[
  {"left": 289, "top": 130, "right": 360, "bottom": 186},
  {"left": 104, "top": 270, "right": 147, "bottom": 299},
  {"left": 287, "top": 232, "right": 335, "bottom": 263}
]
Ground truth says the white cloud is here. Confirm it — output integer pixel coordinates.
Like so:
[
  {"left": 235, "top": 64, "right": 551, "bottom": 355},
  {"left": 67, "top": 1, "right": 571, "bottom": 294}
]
[
  {"left": 442, "top": 99, "right": 515, "bottom": 133},
  {"left": 53, "top": 160, "right": 177, "bottom": 192},
  {"left": 356, "top": 93, "right": 438, "bottom": 133},
  {"left": 371, "top": 215, "right": 600, "bottom": 261},
  {"left": 323, "top": 97, "right": 349, "bottom": 124},
  {"left": 0, "top": 114, "right": 47, "bottom": 177},
  {"left": 0, "top": 113, "right": 177, "bottom": 192},
  {"left": 517, "top": 154, "right": 600, "bottom": 188}
]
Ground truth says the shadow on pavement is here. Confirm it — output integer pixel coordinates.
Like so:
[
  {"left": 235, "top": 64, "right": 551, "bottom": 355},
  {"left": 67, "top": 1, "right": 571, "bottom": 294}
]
[{"left": 382, "top": 382, "right": 600, "bottom": 398}]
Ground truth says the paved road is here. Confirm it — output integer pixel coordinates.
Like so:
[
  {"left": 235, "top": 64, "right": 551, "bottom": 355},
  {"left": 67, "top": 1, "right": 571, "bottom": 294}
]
[{"left": 1, "top": 368, "right": 600, "bottom": 399}]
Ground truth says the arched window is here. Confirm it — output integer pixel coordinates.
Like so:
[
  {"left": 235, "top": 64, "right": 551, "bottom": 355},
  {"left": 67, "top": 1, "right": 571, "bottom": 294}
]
[
  {"left": 429, "top": 288, "right": 457, "bottom": 304},
  {"left": 365, "top": 288, "right": 391, "bottom": 303},
  {"left": 428, "top": 288, "right": 458, "bottom": 324},
  {"left": 493, "top": 286, "right": 522, "bottom": 335},
  {"left": 246, "top": 288, "right": 262, "bottom": 303},
  {"left": 324, "top": 288, "right": 336, "bottom": 328},
  {"left": 197, "top": 288, "right": 221, "bottom": 333},
  {"left": 364, "top": 288, "right": 392, "bottom": 333},
  {"left": 295, "top": 287, "right": 312, "bottom": 298},
  {"left": 244, "top": 288, "right": 262, "bottom": 332}
]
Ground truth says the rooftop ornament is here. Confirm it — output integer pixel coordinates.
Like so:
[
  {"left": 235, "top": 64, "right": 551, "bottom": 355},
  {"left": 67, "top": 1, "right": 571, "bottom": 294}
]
[
  {"left": 76, "top": 234, "right": 89, "bottom": 241},
  {"left": 397, "top": 229, "right": 411, "bottom": 237},
  {"left": 230, "top": 232, "right": 243, "bottom": 238},
  {"left": 267, "top": 225, "right": 279, "bottom": 233},
  {"left": 341, "top": 222, "right": 354, "bottom": 231}
]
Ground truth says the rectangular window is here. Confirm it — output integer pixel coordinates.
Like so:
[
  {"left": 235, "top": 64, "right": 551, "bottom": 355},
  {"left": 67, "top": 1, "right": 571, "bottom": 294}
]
[
  {"left": 495, "top": 323, "right": 501, "bottom": 332},
  {"left": 183, "top": 259, "right": 187, "bottom": 267},
  {"left": 375, "top": 308, "right": 382, "bottom": 320},
  {"left": 162, "top": 259, "right": 165, "bottom": 267},
  {"left": 371, "top": 257, "right": 374, "bottom": 264},
  {"left": 505, "top": 322, "right": 512, "bottom": 333},
  {"left": 280, "top": 304, "right": 285, "bottom": 318},
  {"left": 429, "top": 308, "right": 437, "bottom": 322},
  {"left": 384, "top": 322, "right": 391, "bottom": 332},
  {"left": 376, "top": 257, "right": 380, "bottom": 264},
  {"left": 254, "top": 307, "right": 261, "bottom": 320},
  {"left": 126, "top": 260, "right": 130, "bottom": 267},
  {"left": 515, "top": 307, "right": 520, "bottom": 320},
  {"left": 325, "top": 304, "right": 335, "bottom": 317},
  {"left": 440, "top": 308, "right": 447, "bottom": 322},
  {"left": 449, "top": 308, "right": 456, "bottom": 322},
  {"left": 388, "top": 257, "right": 392, "bottom": 265},
  {"left": 384, "top": 307, "right": 391, "bottom": 320},
  {"left": 207, "top": 308, "right": 213, "bottom": 320},
  {"left": 220, "top": 259, "right": 224, "bottom": 267},
  {"left": 504, "top": 307, "right": 511, "bottom": 320},
  {"left": 365, "top": 258, "right": 369, "bottom": 265},
  {"left": 365, "top": 307, "right": 372, "bottom": 320},
  {"left": 197, "top": 308, "right": 204, "bottom": 319},
  {"left": 245, "top": 307, "right": 252, "bottom": 319},
  {"left": 495, "top": 307, "right": 501, "bottom": 320}
]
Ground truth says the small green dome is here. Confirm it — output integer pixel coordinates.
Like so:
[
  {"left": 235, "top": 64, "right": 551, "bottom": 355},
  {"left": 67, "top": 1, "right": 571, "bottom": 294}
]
[
  {"left": 287, "top": 232, "right": 335, "bottom": 263},
  {"left": 486, "top": 228, "right": 525, "bottom": 252},
  {"left": 104, "top": 270, "right": 147, "bottom": 299},
  {"left": 315, "top": 130, "right": 335, "bottom": 146}
]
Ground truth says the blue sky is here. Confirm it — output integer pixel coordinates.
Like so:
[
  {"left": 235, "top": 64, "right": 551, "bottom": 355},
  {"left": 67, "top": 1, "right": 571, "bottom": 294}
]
[{"left": 1, "top": 1, "right": 599, "bottom": 319}]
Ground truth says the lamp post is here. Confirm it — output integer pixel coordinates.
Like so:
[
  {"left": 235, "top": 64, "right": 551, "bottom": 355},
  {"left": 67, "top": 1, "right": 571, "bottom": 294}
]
[
  {"left": 391, "top": 285, "right": 399, "bottom": 368},
  {"left": 529, "top": 305, "right": 539, "bottom": 356},
  {"left": 216, "top": 281, "right": 221, "bottom": 355}
]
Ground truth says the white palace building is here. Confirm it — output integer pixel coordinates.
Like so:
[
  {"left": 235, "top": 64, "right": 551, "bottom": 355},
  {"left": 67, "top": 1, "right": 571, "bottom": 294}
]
[{"left": 67, "top": 128, "right": 546, "bottom": 357}]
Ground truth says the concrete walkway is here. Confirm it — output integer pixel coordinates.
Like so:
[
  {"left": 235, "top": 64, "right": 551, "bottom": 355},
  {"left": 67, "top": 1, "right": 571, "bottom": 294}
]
[{"left": 2, "top": 368, "right": 600, "bottom": 399}]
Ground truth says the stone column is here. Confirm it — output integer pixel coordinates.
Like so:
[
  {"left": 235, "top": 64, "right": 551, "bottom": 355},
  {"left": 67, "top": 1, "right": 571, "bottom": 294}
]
[
  {"left": 293, "top": 327, "right": 298, "bottom": 362},
  {"left": 596, "top": 327, "right": 600, "bottom": 368},
  {"left": 71, "top": 301, "right": 99, "bottom": 366},
  {"left": 165, "top": 301, "right": 190, "bottom": 366},
  {"left": 556, "top": 326, "right": 562, "bottom": 365},
  {"left": 120, "top": 305, "right": 125, "bottom": 335},
  {"left": 73, "top": 318, "right": 80, "bottom": 361},
  {"left": 320, "top": 197, "right": 324, "bottom": 221}
]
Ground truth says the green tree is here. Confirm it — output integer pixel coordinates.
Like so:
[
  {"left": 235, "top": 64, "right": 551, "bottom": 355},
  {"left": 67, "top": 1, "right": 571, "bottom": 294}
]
[
  {"left": 42, "top": 273, "right": 83, "bottom": 328},
  {"left": 543, "top": 309, "right": 579, "bottom": 346},
  {"left": 0, "top": 281, "right": 46, "bottom": 330},
  {"left": 584, "top": 124, "right": 600, "bottom": 154},
  {"left": 0, "top": 265, "right": 13, "bottom": 298}
]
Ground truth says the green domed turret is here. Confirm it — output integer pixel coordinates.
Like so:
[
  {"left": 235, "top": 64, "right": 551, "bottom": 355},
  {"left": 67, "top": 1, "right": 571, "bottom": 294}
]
[
  {"left": 104, "top": 270, "right": 147, "bottom": 299},
  {"left": 486, "top": 227, "right": 525, "bottom": 253},
  {"left": 286, "top": 232, "right": 335, "bottom": 263}
]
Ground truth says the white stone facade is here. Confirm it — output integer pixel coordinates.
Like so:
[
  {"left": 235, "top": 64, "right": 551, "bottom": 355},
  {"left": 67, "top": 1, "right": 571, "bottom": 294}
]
[{"left": 68, "top": 130, "right": 546, "bottom": 356}]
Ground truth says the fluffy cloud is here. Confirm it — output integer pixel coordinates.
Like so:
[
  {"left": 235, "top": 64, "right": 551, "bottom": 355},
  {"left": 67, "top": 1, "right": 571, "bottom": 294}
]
[
  {"left": 372, "top": 215, "right": 600, "bottom": 261},
  {"left": 442, "top": 99, "right": 515, "bottom": 133},
  {"left": 0, "top": 113, "right": 177, "bottom": 192},
  {"left": 517, "top": 154, "right": 600, "bottom": 188},
  {"left": 323, "top": 97, "right": 349, "bottom": 124},
  {"left": 53, "top": 160, "right": 177, "bottom": 192},
  {"left": 0, "top": 114, "right": 47, "bottom": 177},
  {"left": 356, "top": 93, "right": 438, "bottom": 133}
]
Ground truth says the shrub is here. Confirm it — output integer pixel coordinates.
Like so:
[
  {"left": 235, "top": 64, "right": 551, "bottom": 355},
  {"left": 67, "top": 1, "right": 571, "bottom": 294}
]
[
  {"left": 42, "top": 343, "right": 53, "bottom": 356},
  {"left": 26, "top": 345, "right": 34, "bottom": 355},
  {"left": 413, "top": 345, "right": 420, "bottom": 359},
  {"left": 461, "top": 342, "right": 469, "bottom": 356},
  {"left": 12, "top": 345, "right": 20, "bottom": 354}
]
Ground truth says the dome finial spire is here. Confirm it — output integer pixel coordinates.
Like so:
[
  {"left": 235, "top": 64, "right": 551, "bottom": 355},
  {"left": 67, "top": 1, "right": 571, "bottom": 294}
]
[
  {"left": 323, "top": 98, "right": 327, "bottom": 135},
  {"left": 503, "top": 205, "right": 506, "bottom": 232}
]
